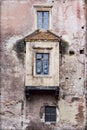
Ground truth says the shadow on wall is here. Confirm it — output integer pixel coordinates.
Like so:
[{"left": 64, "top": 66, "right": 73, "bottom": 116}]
[
  {"left": 13, "top": 38, "right": 26, "bottom": 64},
  {"left": 59, "top": 38, "right": 69, "bottom": 55}
]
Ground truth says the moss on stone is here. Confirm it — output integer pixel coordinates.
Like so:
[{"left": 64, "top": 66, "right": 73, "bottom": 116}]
[
  {"left": 16, "top": 39, "right": 26, "bottom": 53},
  {"left": 13, "top": 39, "right": 26, "bottom": 64},
  {"left": 59, "top": 39, "right": 69, "bottom": 55}
]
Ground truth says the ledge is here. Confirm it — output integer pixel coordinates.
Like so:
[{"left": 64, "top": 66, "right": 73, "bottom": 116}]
[
  {"left": 33, "top": 4, "right": 53, "bottom": 8},
  {"left": 25, "top": 86, "right": 60, "bottom": 100},
  {"left": 25, "top": 86, "right": 59, "bottom": 90}
]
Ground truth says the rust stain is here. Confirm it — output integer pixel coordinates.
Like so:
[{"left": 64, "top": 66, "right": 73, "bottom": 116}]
[
  {"left": 77, "top": 1, "right": 81, "bottom": 19},
  {"left": 75, "top": 105, "right": 84, "bottom": 123}
]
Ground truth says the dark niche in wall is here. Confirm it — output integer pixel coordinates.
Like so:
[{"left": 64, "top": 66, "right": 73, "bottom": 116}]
[
  {"left": 69, "top": 50, "right": 75, "bottom": 56},
  {"left": 71, "top": 97, "right": 80, "bottom": 102},
  {"left": 80, "top": 49, "right": 84, "bottom": 54}
]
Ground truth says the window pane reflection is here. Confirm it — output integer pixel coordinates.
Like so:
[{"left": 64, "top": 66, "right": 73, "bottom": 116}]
[{"left": 36, "top": 53, "right": 49, "bottom": 75}]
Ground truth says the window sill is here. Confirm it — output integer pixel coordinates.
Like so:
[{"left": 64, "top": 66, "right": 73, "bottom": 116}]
[
  {"left": 33, "top": 75, "right": 52, "bottom": 78},
  {"left": 45, "top": 122, "right": 56, "bottom": 125}
]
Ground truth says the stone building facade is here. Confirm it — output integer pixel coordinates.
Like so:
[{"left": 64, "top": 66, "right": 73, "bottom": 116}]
[{"left": 1, "top": 0, "right": 87, "bottom": 130}]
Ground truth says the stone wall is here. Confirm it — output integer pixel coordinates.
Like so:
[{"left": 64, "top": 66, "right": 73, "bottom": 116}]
[
  {"left": 84, "top": 0, "right": 87, "bottom": 129},
  {"left": 1, "top": 0, "right": 86, "bottom": 130}
]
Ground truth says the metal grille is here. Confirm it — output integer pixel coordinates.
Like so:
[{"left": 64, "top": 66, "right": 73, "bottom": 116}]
[{"left": 45, "top": 106, "right": 56, "bottom": 122}]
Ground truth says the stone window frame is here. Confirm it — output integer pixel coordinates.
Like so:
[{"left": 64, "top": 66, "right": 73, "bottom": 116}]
[
  {"left": 33, "top": 47, "right": 53, "bottom": 78},
  {"left": 34, "top": 4, "right": 53, "bottom": 30}
]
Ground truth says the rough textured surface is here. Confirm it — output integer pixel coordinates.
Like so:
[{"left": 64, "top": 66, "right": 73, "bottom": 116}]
[
  {"left": 1, "top": 0, "right": 86, "bottom": 130},
  {"left": 25, "top": 30, "right": 60, "bottom": 42}
]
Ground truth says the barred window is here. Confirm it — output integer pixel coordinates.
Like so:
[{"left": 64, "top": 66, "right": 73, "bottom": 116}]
[{"left": 45, "top": 106, "right": 56, "bottom": 122}]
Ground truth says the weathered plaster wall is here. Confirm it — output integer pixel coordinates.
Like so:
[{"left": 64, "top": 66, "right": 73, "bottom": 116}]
[
  {"left": 1, "top": 0, "right": 86, "bottom": 130},
  {"left": 84, "top": 0, "right": 87, "bottom": 128}
]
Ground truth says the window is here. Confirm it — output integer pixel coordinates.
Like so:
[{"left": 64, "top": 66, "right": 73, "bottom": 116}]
[
  {"left": 45, "top": 106, "right": 56, "bottom": 122},
  {"left": 36, "top": 53, "right": 49, "bottom": 75},
  {"left": 37, "top": 11, "right": 49, "bottom": 30}
]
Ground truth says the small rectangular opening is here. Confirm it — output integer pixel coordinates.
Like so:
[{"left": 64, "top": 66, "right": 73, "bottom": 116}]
[
  {"left": 80, "top": 49, "right": 84, "bottom": 54},
  {"left": 45, "top": 106, "right": 56, "bottom": 122},
  {"left": 69, "top": 50, "right": 75, "bottom": 56}
]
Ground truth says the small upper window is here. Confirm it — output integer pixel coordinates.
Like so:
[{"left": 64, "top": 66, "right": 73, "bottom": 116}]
[
  {"left": 37, "top": 11, "right": 49, "bottom": 30},
  {"left": 36, "top": 53, "right": 49, "bottom": 75},
  {"left": 45, "top": 106, "right": 56, "bottom": 122}
]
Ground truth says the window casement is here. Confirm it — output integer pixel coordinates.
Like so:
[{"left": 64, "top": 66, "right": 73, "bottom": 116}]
[
  {"left": 34, "top": 5, "right": 52, "bottom": 30},
  {"left": 37, "top": 11, "right": 49, "bottom": 30},
  {"left": 45, "top": 106, "right": 56, "bottom": 122},
  {"left": 36, "top": 53, "right": 49, "bottom": 75}
]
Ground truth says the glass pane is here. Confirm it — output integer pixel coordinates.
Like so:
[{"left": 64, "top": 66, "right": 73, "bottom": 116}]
[
  {"left": 43, "top": 60, "right": 49, "bottom": 74},
  {"left": 46, "top": 107, "right": 56, "bottom": 113},
  {"left": 43, "top": 54, "right": 49, "bottom": 59},
  {"left": 37, "top": 12, "right": 42, "bottom": 29},
  {"left": 45, "top": 107, "right": 50, "bottom": 113},
  {"left": 43, "top": 12, "right": 49, "bottom": 29},
  {"left": 36, "top": 60, "right": 42, "bottom": 74},
  {"left": 45, "top": 114, "right": 51, "bottom": 122},
  {"left": 36, "top": 53, "right": 42, "bottom": 59},
  {"left": 51, "top": 115, "right": 56, "bottom": 122},
  {"left": 50, "top": 107, "right": 56, "bottom": 113},
  {"left": 44, "top": 12, "right": 49, "bottom": 18},
  {"left": 44, "top": 19, "right": 49, "bottom": 29}
]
